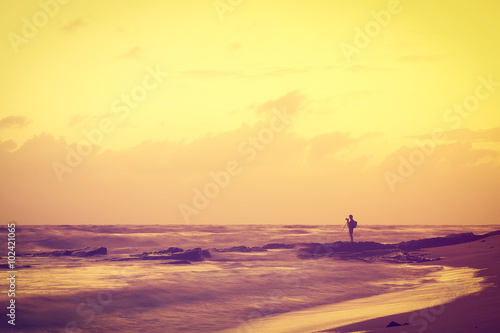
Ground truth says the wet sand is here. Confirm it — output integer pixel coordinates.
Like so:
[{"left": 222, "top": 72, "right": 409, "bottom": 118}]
[{"left": 323, "top": 234, "right": 500, "bottom": 333}]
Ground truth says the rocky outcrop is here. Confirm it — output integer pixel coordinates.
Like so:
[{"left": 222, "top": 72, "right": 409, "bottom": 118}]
[
  {"left": 0, "top": 264, "right": 32, "bottom": 269},
  {"left": 217, "top": 246, "right": 252, "bottom": 252},
  {"left": 71, "top": 247, "right": 108, "bottom": 257},
  {"left": 263, "top": 243, "right": 296, "bottom": 249},
  {"left": 163, "top": 260, "right": 191, "bottom": 265},
  {"left": 156, "top": 247, "right": 184, "bottom": 254},
  {"left": 297, "top": 241, "right": 397, "bottom": 259},
  {"left": 21, "top": 247, "right": 107, "bottom": 257},
  {"left": 397, "top": 233, "right": 484, "bottom": 250},
  {"left": 215, "top": 246, "right": 267, "bottom": 252},
  {"left": 138, "top": 248, "right": 210, "bottom": 261}
]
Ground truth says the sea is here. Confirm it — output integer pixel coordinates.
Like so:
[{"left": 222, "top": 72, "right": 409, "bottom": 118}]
[{"left": 1, "top": 224, "right": 498, "bottom": 333}]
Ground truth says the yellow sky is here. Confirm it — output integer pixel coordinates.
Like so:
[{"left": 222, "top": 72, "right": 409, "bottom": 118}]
[{"left": 1, "top": 0, "right": 499, "bottom": 225}]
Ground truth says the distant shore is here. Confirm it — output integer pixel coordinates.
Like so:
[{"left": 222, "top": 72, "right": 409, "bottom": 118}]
[{"left": 323, "top": 234, "right": 500, "bottom": 333}]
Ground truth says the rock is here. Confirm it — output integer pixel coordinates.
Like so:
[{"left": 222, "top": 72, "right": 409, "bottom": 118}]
[
  {"left": 485, "top": 230, "right": 500, "bottom": 237},
  {"left": 263, "top": 243, "right": 296, "bottom": 249},
  {"left": 398, "top": 233, "right": 483, "bottom": 250},
  {"left": 156, "top": 247, "right": 183, "bottom": 254},
  {"left": 221, "top": 246, "right": 252, "bottom": 252},
  {"left": 202, "top": 250, "right": 211, "bottom": 258},
  {"left": 169, "top": 248, "right": 207, "bottom": 261},
  {"left": 71, "top": 247, "right": 107, "bottom": 257},
  {"left": 250, "top": 247, "right": 267, "bottom": 252},
  {"left": 22, "top": 247, "right": 107, "bottom": 257},
  {"left": 386, "top": 321, "right": 402, "bottom": 327},
  {"left": 297, "top": 241, "right": 396, "bottom": 259},
  {"left": 0, "top": 264, "right": 32, "bottom": 269},
  {"left": 50, "top": 250, "right": 73, "bottom": 257},
  {"left": 163, "top": 260, "right": 191, "bottom": 265}
]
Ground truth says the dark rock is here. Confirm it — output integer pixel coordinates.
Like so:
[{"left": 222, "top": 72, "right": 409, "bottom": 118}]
[
  {"left": 202, "top": 250, "right": 211, "bottom": 258},
  {"left": 263, "top": 243, "right": 296, "bottom": 249},
  {"left": 484, "top": 230, "right": 500, "bottom": 237},
  {"left": 22, "top": 247, "right": 107, "bottom": 257},
  {"left": 250, "top": 247, "right": 267, "bottom": 252},
  {"left": 297, "top": 241, "right": 397, "bottom": 259},
  {"left": 169, "top": 248, "right": 207, "bottom": 261},
  {"left": 221, "top": 246, "right": 252, "bottom": 252},
  {"left": 50, "top": 250, "right": 73, "bottom": 256},
  {"left": 403, "top": 322, "right": 409, "bottom": 326},
  {"left": 156, "top": 247, "right": 183, "bottom": 254},
  {"left": 163, "top": 260, "right": 191, "bottom": 265},
  {"left": 71, "top": 247, "right": 107, "bottom": 257},
  {"left": 398, "top": 233, "right": 484, "bottom": 250},
  {"left": 386, "top": 321, "right": 402, "bottom": 327},
  {"left": 0, "top": 264, "right": 32, "bottom": 269}
]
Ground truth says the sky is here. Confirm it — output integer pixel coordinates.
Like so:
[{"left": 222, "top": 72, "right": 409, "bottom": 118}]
[{"left": 1, "top": 0, "right": 499, "bottom": 225}]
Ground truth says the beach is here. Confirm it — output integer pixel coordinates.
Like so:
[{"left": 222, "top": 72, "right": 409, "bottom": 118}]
[
  {"left": 1, "top": 225, "right": 499, "bottom": 332},
  {"left": 323, "top": 234, "right": 500, "bottom": 333}
]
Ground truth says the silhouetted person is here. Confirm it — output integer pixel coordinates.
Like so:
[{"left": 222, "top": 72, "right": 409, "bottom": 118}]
[{"left": 347, "top": 214, "right": 357, "bottom": 242}]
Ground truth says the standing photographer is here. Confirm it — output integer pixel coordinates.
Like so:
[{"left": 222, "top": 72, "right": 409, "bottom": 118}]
[{"left": 346, "top": 214, "right": 357, "bottom": 242}]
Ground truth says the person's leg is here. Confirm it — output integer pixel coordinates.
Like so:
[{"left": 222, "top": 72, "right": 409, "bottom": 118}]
[{"left": 349, "top": 229, "right": 353, "bottom": 242}]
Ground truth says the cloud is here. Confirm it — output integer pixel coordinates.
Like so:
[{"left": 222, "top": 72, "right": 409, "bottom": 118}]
[
  {"left": 61, "top": 18, "right": 86, "bottom": 32},
  {"left": 442, "top": 128, "right": 500, "bottom": 143},
  {"left": 410, "top": 127, "right": 500, "bottom": 143},
  {"left": 228, "top": 41, "right": 241, "bottom": 53},
  {"left": 181, "top": 66, "right": 308, "bottom": 79},
  {"left": 397, "top": 55, "right": 444, "bottom": 62},
  {"left": 68, "top": 113, "right": 89, "bottom": 127},
  {"left": 308, "top": 132, "right": 357, "bottom": 159},
  {"left": 0, "top": 140, "right": 17, "bottom": 152},
  {"left": 0, "top": 115, "right": 31, "bottom": 129},
  {"left": 255, "top": 90, "right": 307, "bottom": 116},
  {"left": 181, "top": 70, "right": 239, "bottom": 79},
  {"left": 116, "top": 46, "right": 142, "bottom": 60},
  {"left": 259, "top": 67, "right": 308, "bottom": 77},
  {"left": 434, "top": 142, "right": 499, "bottom": 166},
  {"left": 1, "top": 122, "right": 499, "bottom": 226},
  {"left": 346, "top": 65, "right": 394, "bottom": 72}
]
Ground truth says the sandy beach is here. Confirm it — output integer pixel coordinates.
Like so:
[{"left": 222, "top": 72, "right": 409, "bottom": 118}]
[
  {"left": 324, "top": 234, "right": 500, "bottom": 333},
  {"left": 3, "top": 225, "right": 499, "bottom": 332}
]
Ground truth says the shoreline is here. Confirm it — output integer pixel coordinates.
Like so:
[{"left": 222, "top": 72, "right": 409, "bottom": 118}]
[
  {"left": 221, "top": 265, "right": 484, "bottom": 333},
  {"left": 322, "top": 234, "right": 500, "bottom": 333}
]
